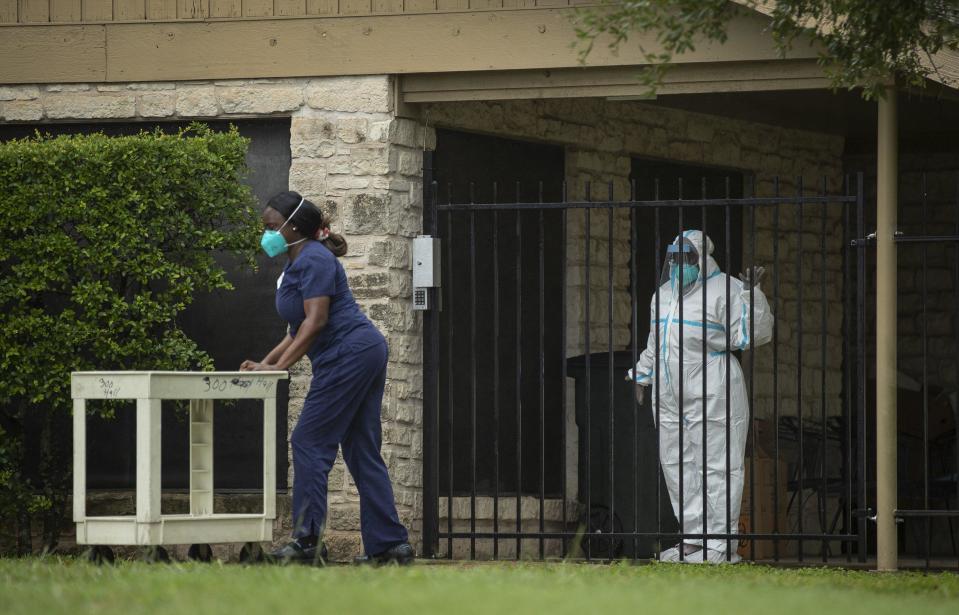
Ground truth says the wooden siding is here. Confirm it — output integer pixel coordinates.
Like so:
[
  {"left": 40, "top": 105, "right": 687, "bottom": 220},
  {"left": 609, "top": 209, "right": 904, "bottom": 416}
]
[
  {"left": 0, "top": 0, "right": 582, "bottom": 23},
  {"left": 1, "top": 0, "right": 955, "bottom": 93},
  {"left": 0, "top": 8, "right": 824, "bottom": 84},
  {"left": 0, "top": 24, "right": 106, "bottom": 81}
]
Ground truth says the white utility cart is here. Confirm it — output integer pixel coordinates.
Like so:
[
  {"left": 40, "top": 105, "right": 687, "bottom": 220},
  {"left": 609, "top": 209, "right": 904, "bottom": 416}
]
[{"left": 72, "top": 371, "right": 288, "bottom": 563}]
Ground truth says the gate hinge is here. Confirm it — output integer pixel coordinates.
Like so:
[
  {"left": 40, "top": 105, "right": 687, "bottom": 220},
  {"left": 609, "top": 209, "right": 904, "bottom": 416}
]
[{"left": 850, "top": 233, "right": 876, "bottom": 247}]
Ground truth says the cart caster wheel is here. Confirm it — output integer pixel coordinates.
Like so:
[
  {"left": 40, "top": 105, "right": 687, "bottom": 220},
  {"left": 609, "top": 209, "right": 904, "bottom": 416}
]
[
  {"left": 187, "top": 544, "right": 214, "bottom": 562},
  {"left": 138, "top": 546, "right": 171, "bottom": 564},
  {"left": 84, "top": 546, "right": 115, "bottom": 565},
  {"left": 239, "top": 542, "right": 265, "bottom": 564}
]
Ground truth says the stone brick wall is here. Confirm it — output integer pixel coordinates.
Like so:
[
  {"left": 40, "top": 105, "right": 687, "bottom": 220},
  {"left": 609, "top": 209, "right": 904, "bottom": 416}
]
[
  {"left": 1, "top": 76, "right": 431, "bottom": 561},
  {"left": 284, "top": 81, "right": 433, "bottom": 558}
]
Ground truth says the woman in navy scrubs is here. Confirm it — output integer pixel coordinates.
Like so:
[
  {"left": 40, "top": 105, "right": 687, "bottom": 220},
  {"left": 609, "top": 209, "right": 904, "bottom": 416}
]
[{"left": 240, "top": 190, "right": 412, "bottom": 565}]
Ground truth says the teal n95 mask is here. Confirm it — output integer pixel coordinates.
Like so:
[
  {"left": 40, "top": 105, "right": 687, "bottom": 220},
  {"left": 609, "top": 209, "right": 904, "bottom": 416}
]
[
  {"left": 261, "top": 197, "right": 308, "bottom": 258},
  {"left": 670, "top": 263, "right": 700, "bottom": 290}
]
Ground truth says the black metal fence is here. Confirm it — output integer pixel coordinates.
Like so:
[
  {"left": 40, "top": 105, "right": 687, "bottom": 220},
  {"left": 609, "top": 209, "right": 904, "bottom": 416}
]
[
  {"left": 883, "top": 172, "right": 959, "bottom": 567},
  {"left": 420, "top": 161, "right": 959, "bottom": 568}
]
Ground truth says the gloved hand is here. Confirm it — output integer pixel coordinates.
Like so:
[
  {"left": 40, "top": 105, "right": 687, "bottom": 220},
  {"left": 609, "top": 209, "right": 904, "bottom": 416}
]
[
  {"left": 635, "top": 384, "right": 647, "bottom": 405},
  {"left": 739, "top": 265, "right": 766, "bottom": 287}
]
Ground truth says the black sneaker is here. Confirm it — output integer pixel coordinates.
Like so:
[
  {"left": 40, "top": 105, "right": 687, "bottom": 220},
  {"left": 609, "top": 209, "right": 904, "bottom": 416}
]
[
  {"left": 269, "top": 540, "right": 328, "bottom": 566},
  {"left": 354, "top": 542, "right": 415, "bottom": 566}
]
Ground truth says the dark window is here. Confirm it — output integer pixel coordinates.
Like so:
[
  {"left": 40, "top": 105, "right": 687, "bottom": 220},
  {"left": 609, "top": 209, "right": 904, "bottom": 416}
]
[{"left": 433, "top": 128, "right": 566, "bottom": 496}]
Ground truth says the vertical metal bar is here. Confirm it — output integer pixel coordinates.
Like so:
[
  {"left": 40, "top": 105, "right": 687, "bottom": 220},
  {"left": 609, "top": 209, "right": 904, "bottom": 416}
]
[
  {"left": 607, "top": 182, "right": 615, "bottom": 560},
  {"left": 515, "top": 181, "right": 523, "bottom": 560},
  {"left": 954, "top": 172, "right": 959, "bottom": 571},
  {"left": 469, "top": 184, "right": 477, "bottom": 560},
  {"left": 421, "top": 158, "right": 439, "bottom": 557},
  {"left": 654, "top": 185, "right": 663, "bottom": 555},
  {"left": 630, "top": 179, "right": 639, "bottom": 559},
  {"left": 561, "top": 182, "right": 569, "bottom": 558},
  {"left": 725, "top": 179, "right": 733, "bottom": 560},
  {"left": 820, "top": 176, "right": 829, "bottom": 563},
  {"left": 856, "top": 171, "right": 869, "bottom": 563},
  {"left": 772, "top": 176, "right": 781, "bottom": 561},
  {"left": 843, "top": 175, "right": 854, "bottom": 563},
  {"left": 584, "top": 181, "right": 592, "bottom": 560},
  {"left": 921, "top": 172, "right": 930, "bottom": 570},
  {"left": 701, "top": 178, "right": 709, "bottom": 558},
  {"left": 493, "top": 182, "right": 500, "bottom": 560},
  {"left": 748, "top": 179, "right": 757, "bottom": 563},
  {"left": 797, "top": 175, "right": 805, "bottom": 563},
  {"left": 539, "top": 182, "right": 546, "bottom": 560},
  {"left": 678, "top": 178, "right": 686, "bottom": 561},
  {"left": 446, "top": 184, "right": 454, "bottom": 560}
]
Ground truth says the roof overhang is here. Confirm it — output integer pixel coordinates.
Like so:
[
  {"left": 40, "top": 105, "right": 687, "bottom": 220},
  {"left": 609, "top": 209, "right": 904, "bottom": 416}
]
[{"left": 401, "top": 59, "right": 830, "bottom": 104}]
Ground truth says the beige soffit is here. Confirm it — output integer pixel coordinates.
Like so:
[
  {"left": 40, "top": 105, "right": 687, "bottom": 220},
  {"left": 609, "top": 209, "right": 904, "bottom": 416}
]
[
  {"left": 401, "top": 59, "right": 829, "bottom": 103},
  {"left": 736, "top": 0, "right": 959, "bottom": 91}
]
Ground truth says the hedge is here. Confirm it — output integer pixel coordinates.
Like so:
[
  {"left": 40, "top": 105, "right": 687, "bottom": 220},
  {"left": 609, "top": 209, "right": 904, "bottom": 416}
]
[{"left": 0, "top": 123, "right": 261, "bottom": 553}]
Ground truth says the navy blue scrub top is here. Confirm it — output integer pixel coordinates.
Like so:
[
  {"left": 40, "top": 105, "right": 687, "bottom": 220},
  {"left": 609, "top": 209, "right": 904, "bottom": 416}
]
[{"left": 276, "top": 240, "right": 383, "bottom": 365}]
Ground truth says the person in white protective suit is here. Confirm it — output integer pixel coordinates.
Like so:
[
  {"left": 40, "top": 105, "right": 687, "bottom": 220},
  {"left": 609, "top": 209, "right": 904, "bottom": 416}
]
[{"left": 628, "top": 230, "right": 773, "bottom": 564}]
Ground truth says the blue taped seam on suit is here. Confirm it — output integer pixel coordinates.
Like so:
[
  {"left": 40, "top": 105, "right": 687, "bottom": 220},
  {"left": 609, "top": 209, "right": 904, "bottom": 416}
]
[{"left": 652, "top": 317, "right": 725, "bottom": 332}]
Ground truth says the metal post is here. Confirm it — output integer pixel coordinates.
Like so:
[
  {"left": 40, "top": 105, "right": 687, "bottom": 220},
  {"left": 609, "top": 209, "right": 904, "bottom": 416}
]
[
  {"left": 876, "top": 87, "right": 898, "bottom": 571},
  {"left": 421, "top": 150, "right": 439, "bottom": 558}
]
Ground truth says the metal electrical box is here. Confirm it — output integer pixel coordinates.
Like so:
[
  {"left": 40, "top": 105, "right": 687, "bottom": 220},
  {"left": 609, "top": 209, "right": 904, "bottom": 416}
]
[{"left": 412, "top": 235, "right": 441, "bottom": 311}]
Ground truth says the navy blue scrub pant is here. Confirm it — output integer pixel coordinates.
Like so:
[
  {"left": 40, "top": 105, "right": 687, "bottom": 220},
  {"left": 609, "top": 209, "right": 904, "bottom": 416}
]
[{"left": 290, "top": 339, "right": 408, "bottom": 555}]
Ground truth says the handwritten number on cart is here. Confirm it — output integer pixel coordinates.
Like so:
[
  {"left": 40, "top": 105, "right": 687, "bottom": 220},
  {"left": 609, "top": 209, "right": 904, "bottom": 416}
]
[{"left": 201, "top": 376, "right": 274, "bottom": 393}]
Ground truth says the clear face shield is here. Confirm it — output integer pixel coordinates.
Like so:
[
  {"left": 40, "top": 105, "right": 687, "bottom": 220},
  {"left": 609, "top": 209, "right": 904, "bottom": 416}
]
[{"left": 660, "top": 237, "right": 701, "bottom": 291}]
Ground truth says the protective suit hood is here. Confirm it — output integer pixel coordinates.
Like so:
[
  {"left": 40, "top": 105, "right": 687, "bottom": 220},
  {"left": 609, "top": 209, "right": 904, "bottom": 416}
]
[{"left": 660, "top": 230, "right": 721, "bottom": 294}]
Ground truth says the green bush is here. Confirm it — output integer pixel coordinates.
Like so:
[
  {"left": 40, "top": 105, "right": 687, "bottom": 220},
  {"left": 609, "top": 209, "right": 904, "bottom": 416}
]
[{"left": 0, "top": 123, "right": 261, "bottom": 553}]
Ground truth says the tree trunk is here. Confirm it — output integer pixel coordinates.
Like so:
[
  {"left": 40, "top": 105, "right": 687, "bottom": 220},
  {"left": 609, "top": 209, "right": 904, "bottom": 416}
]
[
  {"left": 16, "top": 506, "right": 32, "bottom": 556},
  {"left": 39, "top": 405, "right": 71, "bottom": 554},
  {"left": 41, "top": 496, "right": 66, "bottom": 554}
]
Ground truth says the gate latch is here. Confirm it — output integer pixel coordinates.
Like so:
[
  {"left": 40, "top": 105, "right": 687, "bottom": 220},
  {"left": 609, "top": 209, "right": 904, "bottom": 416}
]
[{"left": 412, "top": 235, "right": 441, "bottom": 311}]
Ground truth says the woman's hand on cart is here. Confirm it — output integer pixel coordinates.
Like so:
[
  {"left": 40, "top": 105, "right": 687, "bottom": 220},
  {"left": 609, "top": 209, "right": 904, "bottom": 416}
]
[{"left": 240, "top": 360, "right": 280, "bottom": 372}]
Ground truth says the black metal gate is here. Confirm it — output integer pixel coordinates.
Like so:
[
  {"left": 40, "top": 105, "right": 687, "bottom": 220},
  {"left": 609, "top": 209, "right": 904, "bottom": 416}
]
[
  {"left": 422, "top": 156, "right": 871, "bottom": 563},
  {"left": 878, "top": 173, "right": 959, "bottom": 568}
]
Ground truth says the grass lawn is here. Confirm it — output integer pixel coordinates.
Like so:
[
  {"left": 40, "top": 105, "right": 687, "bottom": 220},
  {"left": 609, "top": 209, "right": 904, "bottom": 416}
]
[{"left": 3, "top": 558, "right": 959, "bottom": 615}]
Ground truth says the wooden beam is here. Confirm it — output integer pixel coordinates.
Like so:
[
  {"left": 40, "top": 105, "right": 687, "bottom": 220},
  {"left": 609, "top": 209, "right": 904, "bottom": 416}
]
[
  {"left": 0, "top": 7, "right": 823, "bottom": 84},
  {"left": 0, "top": 25, "right": 105, "bottom": 83},
  {"left": 90, "top": 8, "right": 815, "bottom": 83},
  {"left": 401, "top": 60, "right": 830, "bottom": 101}
]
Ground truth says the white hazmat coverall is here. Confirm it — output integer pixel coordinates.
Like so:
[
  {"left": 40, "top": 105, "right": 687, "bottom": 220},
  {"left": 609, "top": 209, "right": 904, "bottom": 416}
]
[{"left": 628, "top": 230, "right": 773, "bottom": 563}]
